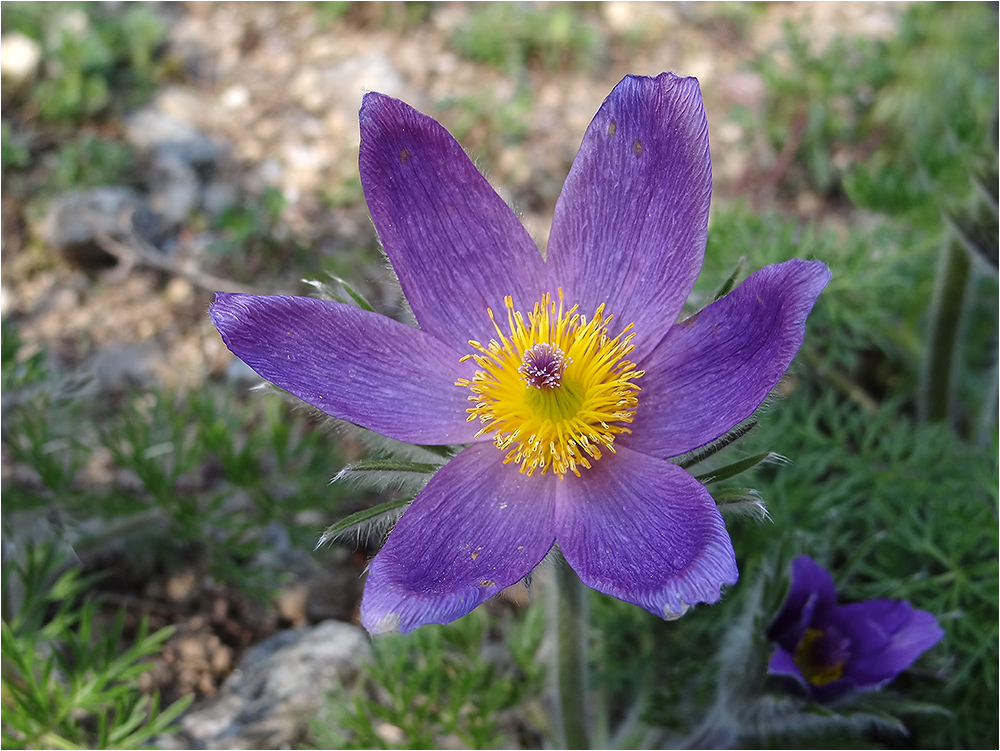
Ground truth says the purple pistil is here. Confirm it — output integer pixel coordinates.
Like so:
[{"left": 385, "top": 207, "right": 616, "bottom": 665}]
[{"left": 519, "top": 343, "right": 569, "bottom": 389}]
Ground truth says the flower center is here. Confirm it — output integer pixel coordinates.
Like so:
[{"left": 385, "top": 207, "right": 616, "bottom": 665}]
[
  {"left": 794, "top": 627, "right": 848, "bottom": 686},
  {"left": 455, "top": 291, "right": 643, "bottom": 478},
  {"left": 518, "top": 342, "right": 569, "bottom": 389}
]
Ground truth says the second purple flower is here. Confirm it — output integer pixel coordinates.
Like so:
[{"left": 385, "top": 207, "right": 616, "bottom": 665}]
[
  {"left": 768, "top": 555, "right": 945, "bottom": 701},
  {"left": 211, "top": 73, "right": 830, "bottom": 634}
]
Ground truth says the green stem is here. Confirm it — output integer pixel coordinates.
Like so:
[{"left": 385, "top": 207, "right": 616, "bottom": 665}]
[
  {"left": 920, "top": 232, "right": 971, "bottom": 424},
  {"left": 37, "top": 732, "right": 84, "bottom": 751},
  {"left": 550, "top": 549, "right": 590, "bottom": 749},
  {"left": 977, "top": 356, "right": 998, "bottom": 444}
]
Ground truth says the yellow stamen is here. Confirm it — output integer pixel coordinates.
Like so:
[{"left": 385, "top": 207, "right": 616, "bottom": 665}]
[
  {"left": 455, "top": 291, "right": 644, "bottom": 479},
  {"left": 794, "top": 628, "right": 846, "bottom": 686}
]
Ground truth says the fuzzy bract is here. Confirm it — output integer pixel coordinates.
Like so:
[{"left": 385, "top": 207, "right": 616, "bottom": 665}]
[
  {"left": 211, "top": 73, "right": 830, "bottom": 634},
  {"left": 767, "top": 555, "right": 944, "bottom": 701}
]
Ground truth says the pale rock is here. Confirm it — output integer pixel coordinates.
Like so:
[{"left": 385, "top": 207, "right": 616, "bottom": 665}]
[
  {"left": 147, "top": 153, "right": 200, "bottom": 227},
  {"left": 602, "top": 1, "right": 678, "bottom": 35},
  {"left": 219, "top": 84, "right": 250, "bottom": 111},
  {"left": 0, "top": 33, "right": 42, "bottom": 84},
  {"left": 41, "top": 187, "right": 159, "bottom": 268},
  {"left": 290, "top": 53, "right": 405, "bottom": 143},
  {"left": 200, "top": 181, "right": 238, "bottom": 217},
  {"left": 163, "top": 620, "right": 371, "bottom": 749},
  {"left": 155, "top": 86, "right": 218, "bottom": 132},
  {"left": 126, "top": 107, "right": 221, "bottom": 166}
]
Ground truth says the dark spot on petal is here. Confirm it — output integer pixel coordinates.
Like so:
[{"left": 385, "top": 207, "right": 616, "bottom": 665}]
[
  {"left": 608, "top": 120, "right": 617, "bottom": 137},
  {"left": 471, "top": 551, "right": 479, "bottom": 561},
  {"left": 399, "top": 148, "right": 411, "bottom": 163},
  {"left": 480, "top": 579, "right": 495, "bottom": 588},
  {"left": 633, "top": 139, "right": 643, "bottom": 156}
]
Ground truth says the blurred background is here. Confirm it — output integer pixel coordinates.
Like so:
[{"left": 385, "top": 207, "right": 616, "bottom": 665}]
[{"left": 1, "top": 2, "right": 997, "bottom": 749}]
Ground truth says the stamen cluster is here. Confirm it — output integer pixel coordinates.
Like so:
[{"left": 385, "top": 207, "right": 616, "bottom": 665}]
[
  {"left": 518, "top": 342, "right": 570, "bottom": 389},
  {"left": 456, "top": 292, "right": 643, "bottom": 478}
]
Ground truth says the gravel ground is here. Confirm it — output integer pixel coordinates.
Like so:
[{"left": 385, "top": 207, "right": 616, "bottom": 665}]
[{"left": 2, "top": 2, "right": 904, "bottom": 394}]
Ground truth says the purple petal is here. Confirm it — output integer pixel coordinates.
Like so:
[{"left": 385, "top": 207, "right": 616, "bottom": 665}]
[
  {"left": 359, "top": 93, "right": 546, "bottom": 351},
  {"left": 767, "top": 555, "right": 840, "bottom": 649},
  {"left": 361, "top": 443, "right": 557, "bottom": 634},
  {"left": 768, "top": 645, "right": 808, "bottom": 684},
  {"left": 211, "top": 293, "right": 477, "bottom": 444},
  {"left": 546, "top": 73, "right": 712, "bottom": 360},
  {"left": 554, "top": 446, "right": 737, "bottom": 619},
  {"left": 832, "top": 600, "right": 944, "bottom": 689},
  {"left": 623, "top": 259, "right": 830, "bottom": 459}
]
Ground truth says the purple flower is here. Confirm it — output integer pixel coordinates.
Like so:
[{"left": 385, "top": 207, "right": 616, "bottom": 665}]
[
  {"left": 767, "top": 555, "right": 944, "bottom": 702},
  {"left": 211, "top": 73, "right": 830, "bottom": 634}
]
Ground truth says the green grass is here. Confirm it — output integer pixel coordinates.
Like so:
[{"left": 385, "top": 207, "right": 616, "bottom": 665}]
[
  {"left": 751, "top": 2, "right": 997, "bottom": 214},
  {"left": 312, "top": 607, "right": 546, "bottom": 749},
  {"left": 1, "top": 317, "right": 355, "bottom": 598},
  {"left": 1, "top": 545, "right": 193, "bottom": 749},
  {"left": 451, "top": 3, "right": 603, "bottom": 75}
]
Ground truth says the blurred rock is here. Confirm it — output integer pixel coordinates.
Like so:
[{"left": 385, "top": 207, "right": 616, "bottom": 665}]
[
  {"left": 219, "top": 84, "right": 250, "bottom": 111},
  {"left": 224, "top": 357, "right": 261, "bottom": 385},
  {"left": 0, "top": 32, "right": 42, "bottom": 85},
  {"left": 252, "top": 523, "right": 365, "bottom": 625},
  {"left": 602, "top": 1, "right": 679, "bottom": 36},
  {"left": 163, "top": 620, "right": 371, "bottom": 749},
  {"left": 290, "top": 53, "right": 403, "bottom": 117},
  {"left": 40, "top": 187, "right": 159, "bottom": 268},
  {"left": 274, "top": 585, "right": 309, "bottom": 626},
  {"left": 89, "top": 342, "right": 160, "bottom": 391},
  {"left": 200, "top": 180, "right": 237, "bottom": 217},
  {"left": 147, "top": 153, "right": 201, "bottom": 227},
  {"left": 155, "top": 86, "right": 220, "bottom": 133},
  {"left": 126, "top": 107, "right": 222, "bottom": 166},
  {"left": 165, "top": 277, "right": 196, "bottom": 305}
]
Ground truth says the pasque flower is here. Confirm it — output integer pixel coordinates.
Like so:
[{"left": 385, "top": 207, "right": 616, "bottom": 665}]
[
  {"left": 768, "top": 555, "right": 944, "bottom": 701},
  {"left": 211, "top": 73, "right": 829, "bottom": 634}
]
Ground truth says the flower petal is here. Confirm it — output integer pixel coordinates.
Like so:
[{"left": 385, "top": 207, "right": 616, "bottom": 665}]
[
  {"left": 624, "top": 259, "right": 830, "bottom": 459},
  {"left": 832, "top": 600, "right": 944, "bottom": 689},
  {"left": 546, "top": 73, "right": 712, "bottom": 359},
  {"left": 211, "top": 293, "right": 477, "bottom": 444},
  {"left": 359, "top": 92, "right": 546, "bottom": 351},
  {"left": 768, "top": 644, "right": 809, "bottom": 684},
  {"left": 767, "top": 555, "right": 840, "bottom": 649},
  {"left": 555, "top": 446, "right": 737, "bottom": 619},
  {"left": 361, "top": 443, "right": 557, "bottom": 634}
]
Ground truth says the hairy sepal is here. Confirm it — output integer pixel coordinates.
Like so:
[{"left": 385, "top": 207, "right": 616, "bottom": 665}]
[
  {"left": 695, "top": 451, "right": 788, "bottom": 485},
  {"left": 303, "top": 276, "right": 377, "bottom": 312},
  {"left": 335, "top": 459, "right": 442, "bottom": 494},
  {"left": 334, "top": 420, "right": 461, "bottom": 464},
  {"left": 317, "top": 497, "right": 412, "bottom": 548},
  {"left": 711, "top": 488, "right": 769, "bottom": 521},
  {"left": 675, "top": 420, "right": 759, "bottom": 469}
]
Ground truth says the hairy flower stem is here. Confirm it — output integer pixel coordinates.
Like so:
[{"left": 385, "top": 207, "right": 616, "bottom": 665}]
[
  {"left": 550, "top": 548, "right": 591, "bottom": 749},
  {"left": 920, "top": 233, "right": 971, "bottom": 424}
]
